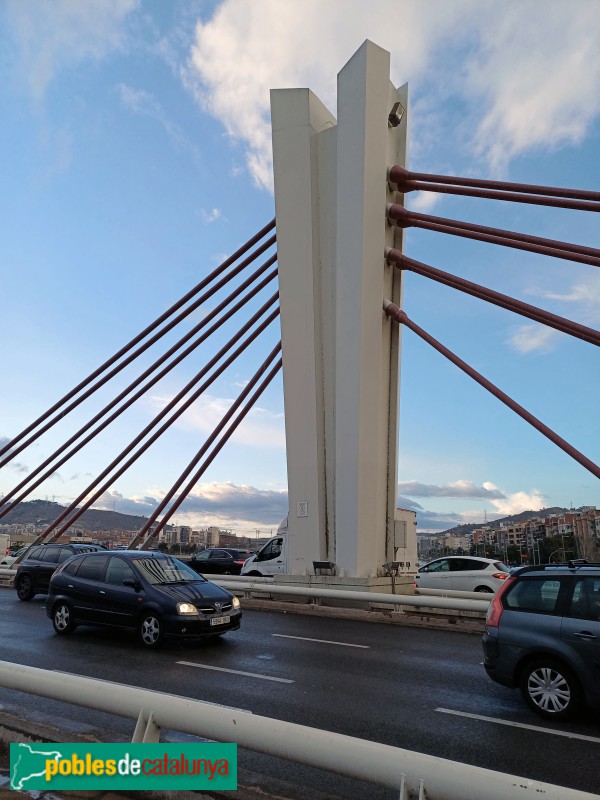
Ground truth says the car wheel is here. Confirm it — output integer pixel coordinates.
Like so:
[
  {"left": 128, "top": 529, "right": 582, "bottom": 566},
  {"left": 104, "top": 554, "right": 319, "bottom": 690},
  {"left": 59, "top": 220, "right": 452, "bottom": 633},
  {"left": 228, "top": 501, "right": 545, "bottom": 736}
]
[
  {"left": 246, "top": 570, "right": 262, "bottom": 577},
  {"left": 474, "top": 586, "right": 494, "bottom": 593},
  {"left": 520, "top": 659, "right": 581, "bottom": 720},
  {"left": 16, "top": 574, "right": 35, "bottom": 601},
  {"left": 52, "top": 603, "right": 76, "bottom": 635},
  {"left": 138, "top": 612, "right": 163, "bottom": 648}
]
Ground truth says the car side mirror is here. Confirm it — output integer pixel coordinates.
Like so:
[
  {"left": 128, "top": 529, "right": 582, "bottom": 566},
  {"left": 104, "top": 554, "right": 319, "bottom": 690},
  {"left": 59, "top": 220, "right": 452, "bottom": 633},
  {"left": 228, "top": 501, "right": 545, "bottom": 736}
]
[{"left": 122, "top": 578, "right": 141, "bottom": 591}]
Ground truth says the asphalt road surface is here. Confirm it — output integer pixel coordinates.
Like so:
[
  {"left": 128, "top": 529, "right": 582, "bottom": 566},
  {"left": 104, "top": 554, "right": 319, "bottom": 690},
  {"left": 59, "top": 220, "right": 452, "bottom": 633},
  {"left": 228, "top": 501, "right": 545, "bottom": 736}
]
[{"left": 1, "top": 589, "right": 599, "bottom": 799}]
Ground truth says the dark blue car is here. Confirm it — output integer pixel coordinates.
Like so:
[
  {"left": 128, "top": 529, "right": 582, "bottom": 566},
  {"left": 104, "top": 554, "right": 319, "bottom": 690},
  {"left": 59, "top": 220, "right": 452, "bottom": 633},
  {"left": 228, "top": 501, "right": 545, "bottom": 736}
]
[{"left": 45, "top": 550, "right": 242, "bottom": 647}]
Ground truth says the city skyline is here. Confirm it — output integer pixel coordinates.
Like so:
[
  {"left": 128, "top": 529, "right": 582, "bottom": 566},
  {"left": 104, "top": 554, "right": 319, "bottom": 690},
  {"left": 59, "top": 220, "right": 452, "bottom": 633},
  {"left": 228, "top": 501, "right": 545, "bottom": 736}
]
[{"left": 1, "top": 1, "right": 598, "bottom": 534}]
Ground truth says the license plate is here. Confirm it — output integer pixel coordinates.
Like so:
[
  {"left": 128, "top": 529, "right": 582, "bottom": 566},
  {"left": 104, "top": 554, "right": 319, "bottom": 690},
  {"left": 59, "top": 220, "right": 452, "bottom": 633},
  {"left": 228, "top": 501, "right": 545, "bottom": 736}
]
[{"left": 210, "top": 615, "right": 230, "bottom": 626}]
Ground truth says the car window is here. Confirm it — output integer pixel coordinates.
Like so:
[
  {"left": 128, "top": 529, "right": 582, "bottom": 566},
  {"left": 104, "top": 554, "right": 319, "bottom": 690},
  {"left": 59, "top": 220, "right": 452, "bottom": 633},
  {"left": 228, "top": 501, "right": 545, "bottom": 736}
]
[
  {"left": 105, "top": 557, "right": 136, "bottom": 585},
  {"left": 256, "top": 538, "right": 283, "bottom": 561},
  {"left": 134, "top": 556, "right": 205, "bottom": 584},
  {"left": 493, "top": 561, "right": 510, "bottom": 571},
  {"left": 567, "top": 577, "right": 600, "bottom": 621},
  {"left": 27, "top": 547, "right": 44, "bottom": 560},
  {"left": 423, "top": 559, "right": 449, "bottom": 573},
  {"left": 450, "top": 559, "right": 478, "bottom": 571},
  {"left": 58, "top": 548, "right": 76, "bottom": 563},
  {"left": 63, "top": 559, "right": 82, "bottom": 576},
  {"left": 194, "top": 551, "right": 211, "bottom": 560},
  {"left": 76, "top": 555, "right": 110, "bottom": 582},
  {"left": 210, "top": 550, "right": 230, "bottom": 559},
  {"left": 41, "top": 548, "right": 61, "bottom": 564},
  {"left": 505, "top": 578, "right": 561, "bottom": 614}
]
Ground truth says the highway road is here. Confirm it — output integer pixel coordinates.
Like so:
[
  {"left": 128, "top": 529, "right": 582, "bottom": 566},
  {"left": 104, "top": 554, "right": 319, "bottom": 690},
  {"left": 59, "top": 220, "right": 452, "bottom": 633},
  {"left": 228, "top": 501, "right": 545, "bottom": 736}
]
[{"left": 1, "top": 589, "right": 599, "bottom": 799}]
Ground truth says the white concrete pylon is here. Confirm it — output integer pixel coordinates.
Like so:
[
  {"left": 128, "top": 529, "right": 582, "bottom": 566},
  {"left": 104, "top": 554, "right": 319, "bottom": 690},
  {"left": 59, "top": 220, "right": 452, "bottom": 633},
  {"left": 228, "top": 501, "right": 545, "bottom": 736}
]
[{"left": 271, "top": 40, "right": 409, "bottom": 577}]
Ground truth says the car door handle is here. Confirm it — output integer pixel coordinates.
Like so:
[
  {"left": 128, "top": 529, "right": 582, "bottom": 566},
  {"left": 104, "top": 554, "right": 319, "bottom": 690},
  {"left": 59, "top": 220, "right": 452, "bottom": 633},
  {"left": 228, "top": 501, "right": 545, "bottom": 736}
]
[
  {"left": 99, "top": 590, "right": 106, "bottom": 595},
  {"left": 574, "top": 631, "right": 597, "bottom": 640}
]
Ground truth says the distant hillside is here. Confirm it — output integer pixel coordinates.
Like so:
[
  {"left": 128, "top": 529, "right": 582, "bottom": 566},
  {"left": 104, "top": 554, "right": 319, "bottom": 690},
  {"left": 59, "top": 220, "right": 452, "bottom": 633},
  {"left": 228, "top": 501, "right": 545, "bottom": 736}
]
[
  {"left": 0, "top": 500, "right": 151, "bottom": 532},
  {"left": 431, "top": 507, "right": 572, "bottom": 538}
]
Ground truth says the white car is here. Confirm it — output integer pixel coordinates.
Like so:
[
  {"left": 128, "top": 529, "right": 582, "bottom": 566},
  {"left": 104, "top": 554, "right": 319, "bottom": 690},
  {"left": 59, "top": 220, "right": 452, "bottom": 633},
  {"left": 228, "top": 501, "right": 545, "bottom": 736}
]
[
  {"left": 0, "top": 546, "right": 30, "bottom": 567},
  {"left": 414, "top": 556, "right": 510, "bottom": 594}
]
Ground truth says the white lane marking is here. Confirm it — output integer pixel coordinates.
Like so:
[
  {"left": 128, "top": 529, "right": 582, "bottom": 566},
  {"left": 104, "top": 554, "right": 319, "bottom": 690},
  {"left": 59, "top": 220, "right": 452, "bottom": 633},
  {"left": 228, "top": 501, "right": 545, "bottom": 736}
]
[
  {"left": 177, "top": 661, "right": 294, "bottom": 683},
  {"left": 436, "top": 708, "right": 600, "bottom": 743},
  {"left": 272, "top": 634, "right": 369, "bottom": 649}
]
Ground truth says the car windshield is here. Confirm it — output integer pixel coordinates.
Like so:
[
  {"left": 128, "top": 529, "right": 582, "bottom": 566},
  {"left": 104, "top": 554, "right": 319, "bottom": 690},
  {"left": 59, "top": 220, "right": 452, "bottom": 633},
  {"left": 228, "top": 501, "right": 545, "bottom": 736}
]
[{"left": 133, "top": 556, "right": 206, "bottom": 585}]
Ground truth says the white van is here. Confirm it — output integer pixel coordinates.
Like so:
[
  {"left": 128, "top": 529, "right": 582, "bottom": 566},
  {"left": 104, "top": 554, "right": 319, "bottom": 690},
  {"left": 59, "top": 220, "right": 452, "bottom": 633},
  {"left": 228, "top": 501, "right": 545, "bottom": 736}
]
[
  {"left": 241, "top": 514, "right": 290, "bottom": 576},
  {"left": 240, "top": 534, "right": 288, "bottom": 576}
]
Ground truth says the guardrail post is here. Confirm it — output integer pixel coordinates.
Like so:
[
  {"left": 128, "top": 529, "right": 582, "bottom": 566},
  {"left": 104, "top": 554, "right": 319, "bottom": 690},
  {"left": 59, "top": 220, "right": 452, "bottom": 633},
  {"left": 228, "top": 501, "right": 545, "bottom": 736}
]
[{"left": 132, "top": 708, "right": 160, "bottom": 743}]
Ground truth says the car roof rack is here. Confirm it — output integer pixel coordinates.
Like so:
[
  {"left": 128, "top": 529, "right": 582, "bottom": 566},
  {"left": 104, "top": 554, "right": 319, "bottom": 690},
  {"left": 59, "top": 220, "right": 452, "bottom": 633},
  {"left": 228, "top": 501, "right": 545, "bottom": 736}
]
[{"left": 513, "top": 560, "right": 600, "bottom": 575}]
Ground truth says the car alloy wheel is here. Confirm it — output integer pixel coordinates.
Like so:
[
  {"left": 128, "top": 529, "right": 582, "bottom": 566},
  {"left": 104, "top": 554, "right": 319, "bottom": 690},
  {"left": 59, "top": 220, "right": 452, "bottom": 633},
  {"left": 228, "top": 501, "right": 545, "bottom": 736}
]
[
  {"left": 53, "top": 603, "right": 75, "bottom": 635},
  {"left": 474, "top": 586, "right": 494, "bottom": 593},
  {"left": 139, "top": 613, "right": 163, "bottom": 647},
  {"left": 520, "top": 659, "right": 580, "bottom": 720},
  {"left": 16, "top": 574, "right": 35, "bottom": 601}
]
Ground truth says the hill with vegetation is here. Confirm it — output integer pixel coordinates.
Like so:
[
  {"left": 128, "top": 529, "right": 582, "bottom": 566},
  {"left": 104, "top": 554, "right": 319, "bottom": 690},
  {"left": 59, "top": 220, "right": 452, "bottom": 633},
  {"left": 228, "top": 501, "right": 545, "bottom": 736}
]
[
  {"left": 433, "top": 507, "right": 573, "bottom": 538},
  {"left": 0, "top": 499, "right": 150, "bottom": 532}
]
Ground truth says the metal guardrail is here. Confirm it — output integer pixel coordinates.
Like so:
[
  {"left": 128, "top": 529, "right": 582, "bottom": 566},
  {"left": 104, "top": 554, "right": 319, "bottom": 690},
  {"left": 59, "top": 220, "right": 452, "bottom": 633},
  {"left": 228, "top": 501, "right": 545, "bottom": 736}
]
[
  {"left": 0, "top": 660, "right": 594, "bottom": 800},
  {"left": 210, "top": 578, "right": 492, "bottom": 613},
  {"left": 0, "top": 568, "right": 490, "bottom": 614}
]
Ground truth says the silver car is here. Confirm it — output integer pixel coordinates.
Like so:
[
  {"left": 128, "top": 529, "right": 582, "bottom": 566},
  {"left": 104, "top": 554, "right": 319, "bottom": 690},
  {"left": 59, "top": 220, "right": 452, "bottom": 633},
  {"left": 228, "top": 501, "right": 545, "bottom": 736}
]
[{"left": 415, "top": 556, "right": 510, "bottom": 593}]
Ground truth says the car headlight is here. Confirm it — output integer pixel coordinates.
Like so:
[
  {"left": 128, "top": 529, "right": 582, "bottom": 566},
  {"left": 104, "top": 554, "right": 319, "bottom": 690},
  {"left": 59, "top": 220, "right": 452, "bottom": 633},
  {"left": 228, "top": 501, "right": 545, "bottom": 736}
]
[
  {"left": 177, "top": 602, "right": 198, "bottom": 615},
  {"left": 232, "top": 596, "right": 241, "bottom": 610}
]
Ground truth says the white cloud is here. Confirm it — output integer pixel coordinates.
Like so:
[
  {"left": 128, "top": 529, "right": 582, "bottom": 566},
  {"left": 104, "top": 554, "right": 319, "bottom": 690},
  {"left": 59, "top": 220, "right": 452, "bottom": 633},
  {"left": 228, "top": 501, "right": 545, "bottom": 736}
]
[
  {"left": 116, "top": 83, "right": 205, "bottom": 168},
  {"left": 6, "top": 0, "right": 139, "bottom": 102},
  {"left": 468, "top": 2, "right": 600, "bottom": 172},
  {"left": 199, "top": 207, "right": 222, "bottom": 224},
  {"left": 506, "top": 324, "right": 559, "bottom": 354},
  {"left": 91, "top": 481, "right": 288, "bottom": 530},
  {"left": 184, "top": 0, "right": 600, "bottom": 188},
  {"left": 149, "top": 392, "right": 286, "bottom": 448},
  {"left": 489, "top": 490, "right": 545, "bottom": 517},
  {"left": 537, "top": 274, "right": 600, "bottom": 327},
  {"left": 397, "top": 479, "right": 505, "bottom": 499},
  {"left": 407, "top": 191, "right": 441, "bottom": 214}
]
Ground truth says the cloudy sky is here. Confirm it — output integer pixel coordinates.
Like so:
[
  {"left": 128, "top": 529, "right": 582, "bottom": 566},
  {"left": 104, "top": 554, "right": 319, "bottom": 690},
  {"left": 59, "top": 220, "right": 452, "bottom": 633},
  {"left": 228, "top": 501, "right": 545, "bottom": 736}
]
[{"left": 1, "top": 0, "right": 598, "bottom": 534}]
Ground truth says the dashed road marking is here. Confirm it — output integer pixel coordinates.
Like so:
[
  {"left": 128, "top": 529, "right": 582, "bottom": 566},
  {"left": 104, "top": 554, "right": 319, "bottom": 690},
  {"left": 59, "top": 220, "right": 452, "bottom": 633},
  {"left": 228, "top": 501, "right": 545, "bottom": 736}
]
[
  {"left": 436, "top": 707, "right": 600, "bottom": 743},
  {"left": 178, "top": 661, "right": 294, "bottom": 683}
]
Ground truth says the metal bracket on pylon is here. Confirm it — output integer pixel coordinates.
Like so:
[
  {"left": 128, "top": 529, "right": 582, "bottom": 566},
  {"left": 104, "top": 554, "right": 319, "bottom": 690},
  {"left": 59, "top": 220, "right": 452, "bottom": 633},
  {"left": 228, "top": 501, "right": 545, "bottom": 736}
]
[{"left": 132, "top": 708, "right": 161, "bottom": 742}]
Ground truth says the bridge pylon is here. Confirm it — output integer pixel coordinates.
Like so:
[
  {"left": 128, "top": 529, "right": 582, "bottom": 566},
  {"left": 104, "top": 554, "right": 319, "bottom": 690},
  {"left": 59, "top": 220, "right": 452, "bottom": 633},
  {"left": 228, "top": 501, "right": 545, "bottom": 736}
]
[{"left": 272, "top": 41, "right": 416, "bottom": 578}]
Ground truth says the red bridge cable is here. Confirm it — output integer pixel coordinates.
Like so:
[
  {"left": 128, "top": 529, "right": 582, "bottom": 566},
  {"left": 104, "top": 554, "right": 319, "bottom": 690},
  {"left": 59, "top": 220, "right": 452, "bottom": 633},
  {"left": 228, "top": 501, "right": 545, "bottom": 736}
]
[
  {"left": 142, "top": 357, "right": 283, "bottom": 542},
  {"left": 388, "top": 206, "right": 600, "bottom": 269},
  {"left": 0, "top": 219, "right": 276, "bottom": 462},
  {"left": 386, "top": 250, "right": 600, "bottom": 348},
  {"left": 393, "top": 181, "right": 600, "bottom": 213},
  {"left": 388, "top": 166, "right": 600, "bottom": 203},
  {"left": 0, "top": 233, "right": 277, "bottom": 468},
  {"left": 384, "top": 301, "right": 600, "bottom": 481},
  {"left": 132, "top": 345, "right": 283, "bottom": 546},
  {"left": 0, "top": 264, "right": 279, "bottom": 519},
  {"left": 41, "top": 302, "right": 281, "bottom": 541}
]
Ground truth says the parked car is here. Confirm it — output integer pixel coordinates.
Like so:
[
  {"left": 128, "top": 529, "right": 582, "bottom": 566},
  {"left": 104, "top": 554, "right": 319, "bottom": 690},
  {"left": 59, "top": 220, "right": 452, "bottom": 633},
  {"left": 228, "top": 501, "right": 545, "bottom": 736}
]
[
  {"left": 13, "top": 543, "right": 104, "bottom": 601},
  {"left": 45, "top": 551, "right": 242, "bottom": 647},
  {"left": 0, "top": 546, "right": 30, "bottom": 567},
  {"left": 414, "top": 556, "right": 510, "bottom": 593},
  {"left": 482, "top": 560, "right": 600, "bottom": 719},
  {"left": 187, "top": 548, "right": 256, "bottom": 575}
]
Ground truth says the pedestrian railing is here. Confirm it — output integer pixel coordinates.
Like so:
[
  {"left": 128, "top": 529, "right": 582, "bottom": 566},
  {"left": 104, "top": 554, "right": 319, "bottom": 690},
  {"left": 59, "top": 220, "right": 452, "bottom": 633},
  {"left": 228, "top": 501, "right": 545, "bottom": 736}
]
[{"left": 0, "top": 660, "right": 594, "bottom": 800}]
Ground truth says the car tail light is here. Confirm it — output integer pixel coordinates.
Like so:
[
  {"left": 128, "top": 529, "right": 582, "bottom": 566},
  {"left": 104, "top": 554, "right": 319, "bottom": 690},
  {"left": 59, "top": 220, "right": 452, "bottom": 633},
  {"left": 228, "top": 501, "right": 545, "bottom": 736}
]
[
  {"left": 486, "top": 576, "right": 515, "bottom": 627},
  {"left": 234, "top": 559, "right": 246, "bottom": 565},
  {"left": 492, "top": 571, "right": 510, "bottom": 580}
]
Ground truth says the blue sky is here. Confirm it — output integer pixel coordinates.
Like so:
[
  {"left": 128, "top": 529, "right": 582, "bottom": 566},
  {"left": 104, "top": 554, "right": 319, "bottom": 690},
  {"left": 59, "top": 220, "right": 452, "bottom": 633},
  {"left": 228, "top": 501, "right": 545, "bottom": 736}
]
[{"left": 0, "top": 0, "right": 598, "bottom": 535}]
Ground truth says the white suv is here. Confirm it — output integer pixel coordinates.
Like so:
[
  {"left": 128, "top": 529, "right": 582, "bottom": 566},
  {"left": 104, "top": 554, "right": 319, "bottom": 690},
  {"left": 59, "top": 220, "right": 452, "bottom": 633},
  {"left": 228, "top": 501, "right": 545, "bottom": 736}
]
[{"left": 415, "top": 556, "right": 510, "bottom": 593}]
